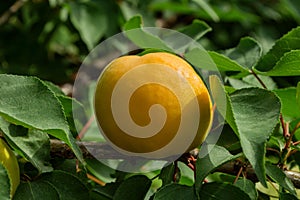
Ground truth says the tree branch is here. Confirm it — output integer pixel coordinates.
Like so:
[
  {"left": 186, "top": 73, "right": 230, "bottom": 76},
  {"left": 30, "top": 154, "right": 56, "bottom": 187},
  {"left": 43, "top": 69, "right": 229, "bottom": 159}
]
[
  {"left": 50, "top": 139, "right": 300, "bottom": 188},
  {"left": 0, "top": 0, "right": 26, "bottom": 26}
]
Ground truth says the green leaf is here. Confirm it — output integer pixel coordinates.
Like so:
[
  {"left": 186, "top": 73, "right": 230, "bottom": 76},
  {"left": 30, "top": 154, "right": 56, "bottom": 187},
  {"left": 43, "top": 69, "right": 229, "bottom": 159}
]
[
  {"left": 195, "top": 145, "right": 241, "bottom": 190},
  {"left": 228, "top": 75, "right": 277, "bottom": 90},
  {"left": 265, "top": 162, "right": 297, "bottom": 196},
  {"left": 113, "top": 175, "right": 151, "bottom": 200},
  {"left": 0, "top": 75, "right": 67, "bottom": 132},
  {"left": 192, "top": 0, "right": 219, "bottom": 22},
  {"left": 184, "top": 48, "right": 225, "bottom": 71},
  {"left": 209, "top": 75, "right": 238, "bottom": 134},
  {"left": 255, "top": 26, "right": 300, "bottom": 72},
  {"left": 216, "top": 126, "right": 241, "bottom": 152},
  {"left": 150, "top": 2, "right": 198, "bottom": 15},
  {"left": 0, "top": 163, "right": 11, "bottom": 200},
  {"left": 57, "top": 95, "right": 86, "bottom": 136},
  {"left": 85, "top": 159, "right": 115, "bottom": 183},
  {"left": 199, "top": 182, "right": 251, "bottom": 200},
  {"left": 0, "top": 117, "right": 52, "bottom": 173},
  {"left": 123, "top": 15, "right": 142, "bottom": 30},
  {"left": 177, "top": 162, "right": 194, "bottom": 186},
  {"left": 153, "top": 183, "right": 197, "bottom": 200},
  {"left": 178, "top": 19, "right": 212, "bottom": 40},
  {"left": 44, "top": 84, "right": 87, "bottom": 135},
  {"left": 41, "top": 170, "right": 90, "bottom": 200},
  {"left": 123, "top": 15, "right": 172, "bottom": 51},
  {"left": 0, "top": 74, "right": 83, "bottom": 162},
  {"left": 279, "top": 193, "right": 299, "bottom": 200},
  {"left": 207, "top": 172, "right": 236, "bottom": 183},
  {"left": 92, "top": 182, "right": 121, "bottom": 200},
  {"left": 90, "top": 191, "right": 111, "bottom": 200},
  {"left": 297, "top": 82, "right": 300, "bottom": 109},
  {"left": 43, "top": 81, "right": 64, "bottom": 95},
  {"left": 235, "top": 178, "right": 258, "bottom": 200},
  {"left": 256, "top": 182, "right": 279, "bottom": 198},
  {"left": 209, "top": 75, "right": 227, "bottom": 117},
  {"left": 69, "top": 0, "right": 107, "bottom": 50},
  {"left": 159, "top": 163, "right": 175, "bottom": 187},
  {"left": 267, "top": 133, "right": 285, "bottom": 152},
  {"left": 256, "top": 50, "right": 300, "bottom": 76},
  {"left": 227, "top": 78, "right": 254, "bottom": 90},
  {"left": 284, "top": 0, "right": 300, "bottom": 23},
  {"left": 241, "top": 74, "right": 277, "bottom": 89},
  {"left": 14, "top": 180, "right": 60, "bottom": 200},
  {"left": 273, "top": 88, "right": 300, "bottom": 121},
  {"left": 229, "top": 88, "right": 281, "bottom": 187},
  {"left": 224, "top": 37, "right": 262, "bottom": 70},
  {"left": 207, "top": 51, "right": 248, "bottom": 71},
  {"left": 172, "top": 20, "right": 212, "bottom": 52}
]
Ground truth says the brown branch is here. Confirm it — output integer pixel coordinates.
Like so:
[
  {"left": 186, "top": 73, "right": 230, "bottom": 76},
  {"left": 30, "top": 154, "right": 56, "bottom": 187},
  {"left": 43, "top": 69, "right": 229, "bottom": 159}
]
[
  {"left": 250, "top": 70, "right": 267, "bottom": 89},
  {"left": 87, "top": 173, "right": 106, "bottom": 186},
  {"left": 76, "top": 115, "right": 95, "bottom": 140},
  {"left": 285, "top": 121, "right": 300, "bottom": 149},
  {"left": 50, "top": 139, "right": 129, "bottom": 160},
  {"left": 285, "top": 171, "right": 300, "bottom": 189},
  {"left": 233, "top": 166, "right": 243, "bottom": 184},
  {"left": 216, "top": 161, "right": 258, "bottom": 183},
  {"left": 0, "top": 0, "right": 26, "bottom": 26},
  {"left": 50, "top": 139, "right": 300, "bottom": 189},
  {"left": 217, "top": 161, "right": 300, "bottom": 189}
]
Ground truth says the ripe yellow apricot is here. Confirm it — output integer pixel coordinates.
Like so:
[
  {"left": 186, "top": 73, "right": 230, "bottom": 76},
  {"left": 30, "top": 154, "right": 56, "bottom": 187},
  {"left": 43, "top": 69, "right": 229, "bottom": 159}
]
[
  {"left": 0, "top": 138, "right": 20, "bottom": 198},
  {"left": 94, "top": 52, "right": 213, "bottom": 158}
]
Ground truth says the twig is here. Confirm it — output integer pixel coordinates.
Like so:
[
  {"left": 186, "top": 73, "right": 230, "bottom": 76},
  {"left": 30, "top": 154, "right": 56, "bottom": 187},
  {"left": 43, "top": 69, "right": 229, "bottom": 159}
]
[
  {"left": 266, "top": 147, "right": 281, "bottom": 156},
  {"left": 218, "top": 161, "right": 300, "bottom": 189},
  {"left": 285, "top": 171, "right": 300, "bottom": 189},
  {"left": 0, "top": 0, "right": 26, "bottom": 26},
  {"left": 280, "top": 114, "right": 289, "bottom": 138},
  {"left": 293, "top": 141, "right": 300, "bottom": 146},
  {"left": 76, "top": 115, "right": 95, "bottom": 140},
  {"left": 250, "top": 69, "right": 289, "bottom": 140},
  {"left": 173, "top": 161, "right": 179, "bottom": 182},
  {"left": 250, "top": 70, "right": 267, "bottom": 89},
  {"left": 285, "top": 121, "right": 300, "bottom": 149},
  {"left": 250, "top": 70, "right": 289, "bottom": 139},
  {"left": 50, "top": 139, "right": 126, "bottom": 160},
  {"left": 87, "top": 173, "right": 106, "bottom": 186},
  {"left": 233, "top": 166, "right": 243, "bottom": 184}
]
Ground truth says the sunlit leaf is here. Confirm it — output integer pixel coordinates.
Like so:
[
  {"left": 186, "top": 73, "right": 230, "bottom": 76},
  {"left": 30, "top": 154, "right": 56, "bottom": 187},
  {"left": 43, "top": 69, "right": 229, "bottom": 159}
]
[
  {"left": 69, "top": 0, "right": 107, "bottom": 50},
  {"left": 256, "top": 50, "right": 300, "bottom": 76},
  {"left": 255, "top": 27, "right": 300, "bottom": 72},
  {"left": 123, "top": 15, "right": 172, "bottom": 51},
  {"left": 0, "top": 74, "right": 83, "bottom": 162},
  {"left": 0, "top": 118, "right": 52, "bottom": 173},
  {"left": 224, "top": 37, "right": 262, "bottom": 70},
  {"left": 178, "top": 19, "right": 212, "bottom": 40},
  {"left": 207, "top": 51, "right": 248, "bottom": 71},
  {"left": 273, "top": 87, "right": 300, "bottom": 121},
  {"left": 192, "top": 0, "right": 220, "bottom": 22}
]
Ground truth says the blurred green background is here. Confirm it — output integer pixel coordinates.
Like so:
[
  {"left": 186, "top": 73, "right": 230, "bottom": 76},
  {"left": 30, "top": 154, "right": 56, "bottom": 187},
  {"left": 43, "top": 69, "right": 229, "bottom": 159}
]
[{"left": 1, "top": 0, "right": 299, "bottom": 83}]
